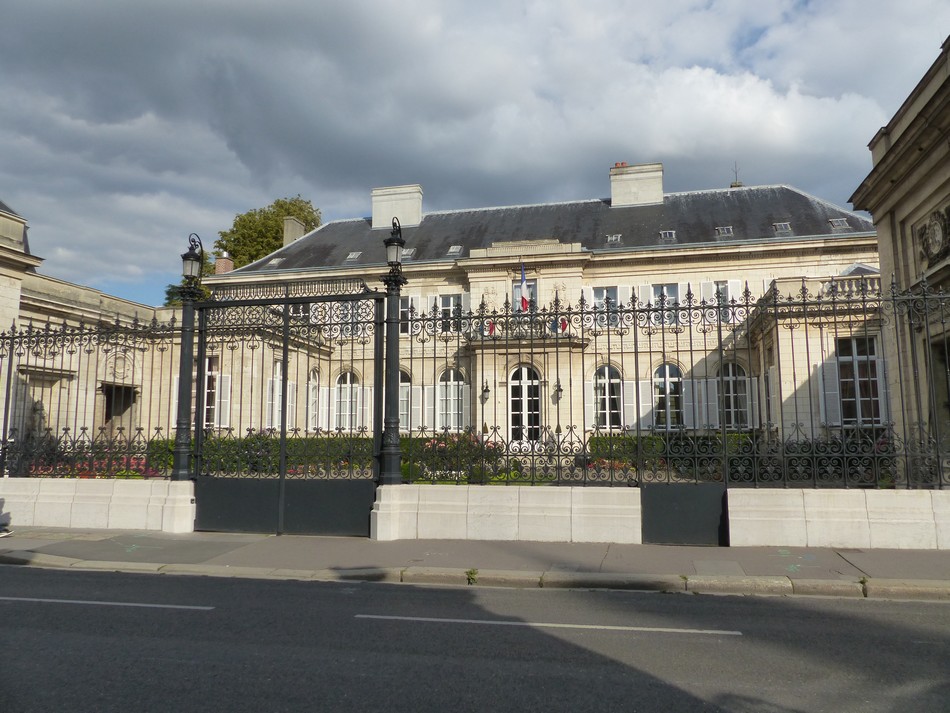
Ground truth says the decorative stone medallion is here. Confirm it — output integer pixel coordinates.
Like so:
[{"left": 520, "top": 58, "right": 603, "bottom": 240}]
[{"left": 918, "top": 207, "right": 950, "bottom": 265}]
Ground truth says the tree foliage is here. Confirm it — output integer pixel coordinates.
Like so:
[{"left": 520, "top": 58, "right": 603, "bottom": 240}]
[{"left": 214, "top": 195, "right": 321, "bottom": 269}]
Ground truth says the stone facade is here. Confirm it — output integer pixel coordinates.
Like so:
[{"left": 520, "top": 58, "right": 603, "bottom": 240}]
[{"left": 851, "top": 34, "right": 950, "bottom": 451}]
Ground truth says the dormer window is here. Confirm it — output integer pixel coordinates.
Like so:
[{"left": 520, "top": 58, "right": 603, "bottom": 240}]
[
  {"left": 447, "top": 245, "right": 463, "bottom": 256},
  {"left": 402, "top": 247, "right": 416, "bottom": 260},
  {"left": 659, "top": 230, "right": 676, "bottom": 244},
  {"left": 772, "top": 222, "right": 792, "bottom": 236},
  {"left": 345, "top": 251, "right": 362, "bottom": 261},
  {"left": 606, "top": 234, "right": 622, "bottom": 245},
  {"left": 829, "top": 218, "right": 851, "bottom": 233},
  {"left": 715, "top": 226, "right": 734, "bottom": 238}
]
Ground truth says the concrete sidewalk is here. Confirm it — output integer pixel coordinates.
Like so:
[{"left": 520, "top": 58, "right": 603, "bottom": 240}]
[{"left": 1, "top": 527, "right": 949, "bottom": 601}]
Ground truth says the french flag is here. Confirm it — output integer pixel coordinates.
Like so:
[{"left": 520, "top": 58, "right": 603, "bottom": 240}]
[{"left": 520, "top": 263, "right": 529, "bottom": 312}]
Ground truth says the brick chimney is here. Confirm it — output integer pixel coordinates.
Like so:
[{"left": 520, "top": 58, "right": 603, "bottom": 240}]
[
  {"left": 214, "top": 251, "right": 234, "bottom": 274},
  {"left": 371, "top": 184, "right": 423, "bottom": 229},
  {"left": 283, "top": 216, "right": 306, "bottom": 247},
  {"left": 609, "top": 162, "right": 664, "bottom": 207}
]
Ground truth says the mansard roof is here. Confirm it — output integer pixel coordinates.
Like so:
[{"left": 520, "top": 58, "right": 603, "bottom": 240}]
[{"left": 235, "top": 184, "right": 875, "bottom": 274}]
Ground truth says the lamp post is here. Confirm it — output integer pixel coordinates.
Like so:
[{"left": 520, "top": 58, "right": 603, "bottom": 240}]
[
  {"left": 172, "top": 234, "right": 203, "bottom": 481},
  {"left": 379, "top": 218, "right": 407, "bottom": 485}
]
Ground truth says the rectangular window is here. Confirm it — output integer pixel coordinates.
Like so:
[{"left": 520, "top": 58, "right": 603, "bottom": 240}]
[
  {"left": 512, "top": 279, "right": 537, "bottom": 312},
  {"left": 593, "top": 286, "right": 620, "bottom": 327},
  {"left": 203, "top": 355, "right": 219, "bottom": 430},
  {"left": 837, "top": 336, "right": 883, "bottom": 426},
  {"left": 659, "top": 230, "right": 676, "bottom": 244},
  {"left": 652, "top": 283, "right": 680, "bottom": 325},
  {"left": 715, "top": 226, "right": 734, "bottom": 238},
  {"left": 399, "top": 296, "right": 413, "bottom": 335},
  {"left": 439, "top": 294, "right": 462, "bottom": 333},
  {"left": 773, "top": 222, "right": 792, "bottom": 236},
  {"left": 715, "top": 280, "right": 732, "bottom": 321}
]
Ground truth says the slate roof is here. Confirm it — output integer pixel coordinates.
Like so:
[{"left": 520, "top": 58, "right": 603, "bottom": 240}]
[{"left": 235, "top": 185, "right": 875, "bottom": 275}]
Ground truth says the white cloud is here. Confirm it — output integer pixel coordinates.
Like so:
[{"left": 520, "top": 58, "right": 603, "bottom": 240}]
[{"left": 0, "top": 0, "right": 947, "bottom": 305}]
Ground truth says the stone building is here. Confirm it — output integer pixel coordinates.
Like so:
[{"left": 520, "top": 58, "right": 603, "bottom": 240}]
[
  {"left": 204, "top": 162, "right": 881, "bottom": 448},
  {"left": 851, "top": 34, "right": 950, "bottom": 451}
]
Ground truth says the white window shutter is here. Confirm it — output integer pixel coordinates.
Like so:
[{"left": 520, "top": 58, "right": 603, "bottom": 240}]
[
  {"left": 582, "top": 287, "right": 594, "bottom": 311},
  {"left": 637, "top": 284, "right": 653, "bottom": 307},
  {"left": 460, "top": 292, "right": 471, "bottom": 314},
  {"left": 622, "top": 380, "right": 637, "bottom": 429},
  {"left": 461, "top": 384, "right": 471, "bottom": 429},
  {"left": 683, "top": 378, "right": 696, "bottom": 429},
  {"left": 678, "top": 282, "right": 690, "bottom": 305},
  {"left": 638, "top": 380, "right": 654, "bottom": 429},
  {"left": 700, "top": 281, "right": 716, "bottom": 303},
  {"left": 618, "top": 285, "right": 632, "bottom": 307},
  {"left": 876, "top": 359, "right": 889, "bottom": 424},
  {"left": 409, "top": 385, "right": 423, "bottom": 433},
  {"left": 361, "top": 386, "right": 372, "bottom": 432},
  {"left": 172, "top": 376, "right": 179, "bottom": 432},
  {"left": 318, "top": 386, "right": 329, "bottom": 431},
  {"left": 435, "top": 382, "right": 445, "bottom": 430},
  {"left": 819, "top": 361, "right": 841, "bottom": 427},
  {"left": 747, "top": 376, "right": 759, "bottom": 428},
  {"left": 704, "top": 379, "right": 720, "bottom": 430},
  {"left": 329, "top": 385, "right": 338, "bottom": 431},
  {"left": 286, "top": 381, "right": 296, "bottom": 430},
  {"left": 216, "top": 375, "right": 231, "bottom": 429},
  {"left": 584, "top": 380, "right": 594, "bottom": 429},
  {"left": 768, "top": 366, "right": 779, "bottom": 427},
  {"left": 265, "top": 378, "right": 276, "bottom": 430},
  {"left": 728, "top": 280, "right": 743, "bottom": 302},
  {"left": 424, "top": 386, "right": 436, "bottom": 434}
]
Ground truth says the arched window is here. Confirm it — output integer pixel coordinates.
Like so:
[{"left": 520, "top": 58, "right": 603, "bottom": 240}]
[
  {"left": 510, "top": 366, "right": 541, "bottom": 441},
  {"left": 399, "top": 371, "right": 411, "bottom": 432},
  {"left": 654, "top": 363, "right": 683, "bottom": 429},
  {"left": 335, "top": 372, "right": 359, "bottom": 432},
  {"left": 307, "top": 368, "right": 320, "bottom": 432},
  {"left": 593, "top": 365, "right": 622, "bottom": 429},
  {"left": 719, "top": 363, "right": 749, "bottom": 429},
  {"left": 437, "top": 368, "right": 464, "bottom": 431}
]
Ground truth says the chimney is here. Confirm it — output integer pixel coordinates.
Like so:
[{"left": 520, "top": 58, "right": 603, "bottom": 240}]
[
  {"left": 214, "top": 251, "right": 234, "bottom": 274},
  {"left": 283, "top": 216, "right": 306, "bottom": 247},
  {"left": 371, "top": 184, "right": 423, "bottom": 229},
  {"left": 609, "top": 162, "right": 664, "bottom": 207}
]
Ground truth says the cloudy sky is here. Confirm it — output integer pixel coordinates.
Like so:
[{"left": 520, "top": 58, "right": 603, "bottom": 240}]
[{"left": 1, "top": 1, "right": 948, "bottom": 306}]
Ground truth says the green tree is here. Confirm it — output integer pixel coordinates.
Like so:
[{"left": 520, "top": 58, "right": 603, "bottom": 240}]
[
  {"left": 214, "top": 195, "right": 321, "bottom": 269},
  {"left": 162, "top": 195, "right": 320, "bottom": 306}
]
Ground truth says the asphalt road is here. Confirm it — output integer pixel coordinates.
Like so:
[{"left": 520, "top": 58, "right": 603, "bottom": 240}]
[{"left": 1, "top": 567, "right": 948, "bottom": 713}]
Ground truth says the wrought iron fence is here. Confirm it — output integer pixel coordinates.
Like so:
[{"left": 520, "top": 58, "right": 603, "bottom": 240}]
[
  {"left": 4, "top": 275, "right": 949, "bottom": 489},
  {"left": 396, "top": 276, "right": 950, "bottom": 488},
  {"left": 0, "top": 316, "right": 179, "bottom": 478}
]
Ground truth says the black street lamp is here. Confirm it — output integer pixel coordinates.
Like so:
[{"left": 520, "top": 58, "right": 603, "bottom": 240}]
[
  {"left": 172, "top": 233, "right": 203, "bottom": 481},
  {"left": 379, "top": 218, "right": 407, "bottom": 485}
]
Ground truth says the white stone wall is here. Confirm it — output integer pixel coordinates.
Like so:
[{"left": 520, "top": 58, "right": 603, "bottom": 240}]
[
  {"left": 0, "top": 478, "right": 195, "bottom": 533},
  {"left": 728, "top": 488, "right": 950, "bottom": 549},
  {"left": 371, "top": 484, "right": 641, "bottom": 543}
]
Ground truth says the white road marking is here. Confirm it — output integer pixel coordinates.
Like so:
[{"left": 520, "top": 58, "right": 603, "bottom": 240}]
[
  {"left": 356, "top": 614, "right": 741, "bottom": 636},
  {"left": 0, "top": 596, "right": 214, "bottom": 611}
]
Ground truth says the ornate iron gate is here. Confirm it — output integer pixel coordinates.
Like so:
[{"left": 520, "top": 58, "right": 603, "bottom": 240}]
[{"left": 191, "top": 279, "right": 385, "bottom": 535}]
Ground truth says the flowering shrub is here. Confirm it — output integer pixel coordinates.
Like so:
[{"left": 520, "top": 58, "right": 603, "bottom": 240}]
[
  {"left": 409, "top": 432, "right": 506, "bottom": 483},
  {"left": 27, "top": 453, "right": 163, "bottom": 478}
]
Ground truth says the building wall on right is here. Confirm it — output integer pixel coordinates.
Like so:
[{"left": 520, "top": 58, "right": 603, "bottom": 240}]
[{"left": 852, "top": 35, "right": 950, "bottom": 452}]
